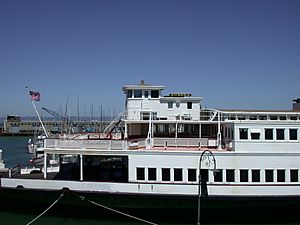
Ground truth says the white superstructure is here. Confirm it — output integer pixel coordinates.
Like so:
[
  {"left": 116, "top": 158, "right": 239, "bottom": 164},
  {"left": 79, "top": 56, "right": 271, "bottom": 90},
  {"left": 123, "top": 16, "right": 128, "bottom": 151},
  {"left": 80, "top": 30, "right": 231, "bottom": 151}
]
[{"left": 2, "top": 81, "right": 300, "bottom": 200}]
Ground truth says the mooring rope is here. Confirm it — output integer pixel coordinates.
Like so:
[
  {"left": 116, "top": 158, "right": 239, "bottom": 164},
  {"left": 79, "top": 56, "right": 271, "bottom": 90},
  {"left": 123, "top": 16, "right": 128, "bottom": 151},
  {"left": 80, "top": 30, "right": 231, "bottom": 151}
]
[
  {"left": 72, "top": 191, "right": 158, "bottom": 225},
  {"left": 25, "top": 193, "right": 64, "bottom": 225}
]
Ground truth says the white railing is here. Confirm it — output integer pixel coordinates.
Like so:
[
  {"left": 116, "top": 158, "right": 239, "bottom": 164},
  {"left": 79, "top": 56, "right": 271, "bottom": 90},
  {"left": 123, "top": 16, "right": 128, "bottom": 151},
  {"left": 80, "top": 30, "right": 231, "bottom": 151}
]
[
  {"left": 44, "top": 137, "right": 229, "bottom": 151},
  {"left": 44, "top": 139, "right": 124, "bottom": 150},
  {"left": 153, "top": 138, "right": 208, "bottom": 148}
]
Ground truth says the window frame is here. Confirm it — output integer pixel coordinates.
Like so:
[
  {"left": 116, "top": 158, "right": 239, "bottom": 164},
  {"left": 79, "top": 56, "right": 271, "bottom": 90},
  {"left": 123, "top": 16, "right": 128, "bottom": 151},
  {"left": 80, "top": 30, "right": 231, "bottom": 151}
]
[
  {"left": 148, "top": 168, "right": 157, "bottom": 181},
  {"left": 239, "top": 128, "right": 248, "bottom": 140},
  {"left": 162, "top": 168, "right": 171, "bottom": 182},
  {"left": 174, "top": 168, "right": 183, "bottom": 182},
  {"left": 136, "top": 167, "right": 145, "bottom": 181}
]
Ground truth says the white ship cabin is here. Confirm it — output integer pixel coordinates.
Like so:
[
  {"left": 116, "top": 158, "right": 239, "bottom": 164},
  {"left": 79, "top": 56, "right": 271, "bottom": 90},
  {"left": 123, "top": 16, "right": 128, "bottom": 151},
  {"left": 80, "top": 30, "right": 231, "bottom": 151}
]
[{"left": 120, "top": 81, "right": 300, "bottom": 153}]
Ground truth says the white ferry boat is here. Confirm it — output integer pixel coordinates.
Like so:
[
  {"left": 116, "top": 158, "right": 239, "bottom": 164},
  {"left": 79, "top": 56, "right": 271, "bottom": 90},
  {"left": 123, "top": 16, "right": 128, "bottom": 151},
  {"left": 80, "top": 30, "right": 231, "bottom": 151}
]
[{"left": 1, "top": 81, "right": 300, "bottom": 223}]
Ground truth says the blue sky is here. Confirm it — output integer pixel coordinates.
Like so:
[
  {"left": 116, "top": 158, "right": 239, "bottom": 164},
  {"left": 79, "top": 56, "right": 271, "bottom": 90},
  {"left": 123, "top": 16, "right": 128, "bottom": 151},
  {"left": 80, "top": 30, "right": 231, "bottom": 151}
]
[{"left": 0, "top": 0, "right": 299, "bottom": 117}]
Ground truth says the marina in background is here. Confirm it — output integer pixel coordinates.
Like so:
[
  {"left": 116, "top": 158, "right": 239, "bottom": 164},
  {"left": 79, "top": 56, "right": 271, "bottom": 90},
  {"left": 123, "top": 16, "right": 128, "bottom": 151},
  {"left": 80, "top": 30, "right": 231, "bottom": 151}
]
[{"left": 0, "top": 115, "right": 113, "bottom": 136}]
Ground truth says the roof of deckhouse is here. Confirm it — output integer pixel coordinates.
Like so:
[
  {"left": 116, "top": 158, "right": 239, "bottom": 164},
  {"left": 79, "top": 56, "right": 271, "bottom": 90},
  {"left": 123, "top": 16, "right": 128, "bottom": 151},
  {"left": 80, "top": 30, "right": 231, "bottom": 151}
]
[{"left": 122, "top": 80, "right": 165, "bottom": 92}]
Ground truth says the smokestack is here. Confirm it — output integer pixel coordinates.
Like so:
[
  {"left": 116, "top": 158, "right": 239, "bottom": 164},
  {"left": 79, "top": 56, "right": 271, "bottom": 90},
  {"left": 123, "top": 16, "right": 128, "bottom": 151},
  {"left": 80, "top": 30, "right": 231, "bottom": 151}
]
[{"left": 293, "top": 98, "right": 300, "bottom": 110}]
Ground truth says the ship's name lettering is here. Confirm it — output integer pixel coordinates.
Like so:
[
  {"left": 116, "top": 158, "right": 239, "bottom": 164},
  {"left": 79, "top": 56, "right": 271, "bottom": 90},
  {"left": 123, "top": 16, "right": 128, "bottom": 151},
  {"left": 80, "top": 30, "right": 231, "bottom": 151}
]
[{"left": 169, "top": 93, "right": 192, "bottom": 97}]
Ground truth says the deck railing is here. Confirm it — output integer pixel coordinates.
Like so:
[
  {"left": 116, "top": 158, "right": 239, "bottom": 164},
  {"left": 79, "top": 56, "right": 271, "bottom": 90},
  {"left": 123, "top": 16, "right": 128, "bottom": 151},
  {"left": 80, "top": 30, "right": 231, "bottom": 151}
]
[
  {"left": 44, "top": 139, "right": 124, "bottom": 150},
  {"left": 153, "top": 138, "right": 209, "bottom": 148},
  {"left": 44, "top": 137, "right": 231, "bottom": 151}
]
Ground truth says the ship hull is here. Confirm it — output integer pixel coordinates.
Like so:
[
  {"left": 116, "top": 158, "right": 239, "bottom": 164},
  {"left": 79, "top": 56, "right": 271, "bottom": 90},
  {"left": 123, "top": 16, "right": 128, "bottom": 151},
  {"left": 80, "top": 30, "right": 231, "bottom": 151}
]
[{"left": 1, "top": 187, "right": 300, "bottom": 223}]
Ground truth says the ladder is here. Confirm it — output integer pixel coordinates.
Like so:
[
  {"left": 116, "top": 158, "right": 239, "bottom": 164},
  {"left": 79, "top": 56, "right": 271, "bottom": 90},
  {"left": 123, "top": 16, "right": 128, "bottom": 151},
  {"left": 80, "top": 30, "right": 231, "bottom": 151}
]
[{"left": 104, "top": 111, "right": 125, "bottom": 138}]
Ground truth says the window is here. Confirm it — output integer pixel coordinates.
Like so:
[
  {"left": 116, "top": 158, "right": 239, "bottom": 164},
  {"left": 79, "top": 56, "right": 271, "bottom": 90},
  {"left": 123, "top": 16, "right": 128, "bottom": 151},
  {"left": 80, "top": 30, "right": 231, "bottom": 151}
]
[
  {"left": 176, "top": 101, "right": 180, "bottom": 108},
  {"left": 277, "top": 170, "right": 285, "bottom": 182},
  {"left": 290, "top": 170, "right": 298, "bottom": 182},
  {"left": 239, "top": 128, "right": 248, "bottom": 140},
  {"left": 265, "top": 170, "right": 274, "bottom": 182},
  {"left": 168, "top": 102, "right": 173, "bottom": 109},
  {"left": 144, "top": 91, "right": 149, "bottom": 98},
  {"left": 251, "top": 170, "right": 260, "bottom": 182},
  {"left": 240, "top": 169, "right": 249, "bottom": 182},
  {"left": 188, "top": 169, "right": 197, "bottom": 182},
  {"left": 136, "top": 168, "right": 145, "bottom": 180},
  {"left": 134, "top": 90, "right": 142, "bottom": 98},
  {"left": 251, "top": 132, "right": 260, "bottom": 140},
  {"left": 259, "top": 116, "right": 267, "bottom": 120},
  {"left": 270, "top": 116, "right": 278, "bottom": 120},
  {"left": 187, "top": 102, "right": 192, "bottom": 109},
  {"left": 162, "top": 168, "right": 171, "bottom": 181},
  {"left": 148, "top": 168, "right": 156, "bottom": 181},
  {"left": 151, "top": 90, "right": 159, "bottom": 98},
  {"left": 174, "top": 168, "right": 183, "bottom": 181},
  {"left": 279, "top": 116, "right": 287, "bottom": 120},
  {"left": 289, "top": 129, "right": 298, "bottom": 140},
  {"left": 214, "top": 169, "right": 223, "bottom": 182},
  {"left": 276, "top": 129, "right": 285, "bottom": 140},
  {"left": 141, "top": 112, "right": 150, "bottom": 120},
  {"left": 127, "top": 90, "right": 132, "bottom": 98},
  {"left": 265, "top": 129, "right": 273, "bottom": 140},
  {"left": 226, "top": 169, "right": 235, "bottom": 182}
]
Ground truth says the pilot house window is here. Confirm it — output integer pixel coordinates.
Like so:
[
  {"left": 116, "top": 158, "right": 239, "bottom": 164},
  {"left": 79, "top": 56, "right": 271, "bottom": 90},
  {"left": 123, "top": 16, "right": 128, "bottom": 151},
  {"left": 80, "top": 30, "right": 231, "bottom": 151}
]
[
  {"left": 127, "top": 90, "right": 132, "bottom": 98},
  {"left": 151, "top": 90, "right": 159, "bottom": 98},
  {"left": 187, "top": 102, "right": 192, "bottom": 109},
  {"left": 134, "top": 90, "right": 142, "bottom": 98}
]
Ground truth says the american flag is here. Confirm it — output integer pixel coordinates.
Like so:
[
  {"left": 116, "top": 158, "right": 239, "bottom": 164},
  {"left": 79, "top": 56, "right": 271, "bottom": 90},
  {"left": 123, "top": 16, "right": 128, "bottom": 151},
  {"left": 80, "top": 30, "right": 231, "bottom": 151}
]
[{"left": 29, "top": 91, "right": 40, "bottom": 101}]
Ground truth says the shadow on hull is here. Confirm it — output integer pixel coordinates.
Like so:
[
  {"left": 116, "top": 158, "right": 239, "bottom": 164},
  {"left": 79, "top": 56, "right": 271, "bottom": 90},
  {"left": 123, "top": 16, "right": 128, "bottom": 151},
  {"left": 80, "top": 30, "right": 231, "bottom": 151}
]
[{"left": 0, "top": 187, "right": 300, "bottom": 224}]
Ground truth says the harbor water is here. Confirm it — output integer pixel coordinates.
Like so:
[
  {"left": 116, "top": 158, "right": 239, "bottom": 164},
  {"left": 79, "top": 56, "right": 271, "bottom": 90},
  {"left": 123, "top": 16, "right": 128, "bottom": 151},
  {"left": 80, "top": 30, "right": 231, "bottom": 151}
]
[{"left": 0, "top": 136, "right": 299, "bottom": 225}]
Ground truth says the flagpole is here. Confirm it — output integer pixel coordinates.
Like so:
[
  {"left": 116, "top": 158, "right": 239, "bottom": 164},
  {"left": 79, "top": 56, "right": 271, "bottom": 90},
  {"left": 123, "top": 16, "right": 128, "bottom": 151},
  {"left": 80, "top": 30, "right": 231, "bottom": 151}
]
[{"left": 26, "top": 87, "right": 49, "bottom": 137}]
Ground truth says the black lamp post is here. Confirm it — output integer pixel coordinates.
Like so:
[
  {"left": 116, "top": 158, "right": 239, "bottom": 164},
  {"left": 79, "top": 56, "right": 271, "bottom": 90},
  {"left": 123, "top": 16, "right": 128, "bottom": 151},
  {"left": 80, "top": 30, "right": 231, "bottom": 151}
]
[{"left": 197, "top": 150, "right": 217, "bottom": 225}]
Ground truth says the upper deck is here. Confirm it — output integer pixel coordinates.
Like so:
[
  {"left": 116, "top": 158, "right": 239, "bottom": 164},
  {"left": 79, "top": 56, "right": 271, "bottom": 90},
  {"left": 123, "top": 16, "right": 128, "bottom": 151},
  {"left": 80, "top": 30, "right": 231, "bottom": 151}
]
[{"left": 42, "top": 82, "right": 300, "bottom": 154}]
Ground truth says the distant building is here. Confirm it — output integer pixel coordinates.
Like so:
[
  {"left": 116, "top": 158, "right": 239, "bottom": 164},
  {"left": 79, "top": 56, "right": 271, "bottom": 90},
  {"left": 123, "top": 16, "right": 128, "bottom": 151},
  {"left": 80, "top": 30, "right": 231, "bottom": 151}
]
[{"left": 2, "top": 115, "right": 111, "bottom": 136}]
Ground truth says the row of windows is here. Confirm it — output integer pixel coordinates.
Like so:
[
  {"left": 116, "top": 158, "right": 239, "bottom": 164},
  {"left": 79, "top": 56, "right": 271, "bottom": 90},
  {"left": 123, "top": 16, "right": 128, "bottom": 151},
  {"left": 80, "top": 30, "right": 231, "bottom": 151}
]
[
  {"left": 226, "top": 115, "right": 300, "bottom": 121},
  {"left": 168, "top": 102, "right": 193, "bottom": 109},
  {"left": 127, "top": 90, "right": 160, "bottom": 99},
  {"left": 214, "top": 169, "right": 299, "bottom": 183},
  {"left": 137, "top": 168, "right": 197, "bottom": 182},
  {"left": 136, "top": 167, "right": 299, "bottom": 183},
  {"left": 239, "top": 128, "right": 298, "bottom": 141}
]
